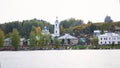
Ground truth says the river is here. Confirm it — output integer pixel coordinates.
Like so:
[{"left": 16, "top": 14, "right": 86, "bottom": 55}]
[{"left": 0, "top": 50, "right": 120, "bottom": 68}]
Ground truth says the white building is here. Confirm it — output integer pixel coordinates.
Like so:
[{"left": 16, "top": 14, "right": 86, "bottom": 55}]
[
  {"left": 58, "top": 34, "right": 78, "bottom": 45},
  {"left": 4, "top": 38, "right": 11, "bottom": 46},
  {"left": 20, "top": 38, "right": 25, "bottom": 46},
  {"left": 98, "top": 33, "right": 120, "bottom": 45},
  {"left": 4, "top": 38, "right": 25, "bottom": 46},
  {"left": 41, "top": 26, "right": 50, "bottom": 35},
  {"left": 54, "top": 17, "right": 60, "bottom": 37},
  {"left": 94, "top": 30, "right": 101, "bottom": 36}
]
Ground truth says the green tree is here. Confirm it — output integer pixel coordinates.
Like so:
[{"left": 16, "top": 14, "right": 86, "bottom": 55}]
[
  {"left": 11, "top": 28, "right": 20, "bottom": 50},
  {"left": 54, "top": 38, "right": 61, "bottom": 48},
  {"left": 0, "top": 29, "right": 5, "bottom": 47},
  {"left": 40, "top": 34, "right": 51, "bottom": 48},
  {"left": 90, "top": 36, "right": 98, "bottom": 46},
  {"left": 30, "top": 31, "right": 37, "bottom": 48}
]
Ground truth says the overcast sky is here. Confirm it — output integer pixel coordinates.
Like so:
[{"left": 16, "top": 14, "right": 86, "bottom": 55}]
[{"left": 0, "top": 0, "right": 120, "bottom": 24}]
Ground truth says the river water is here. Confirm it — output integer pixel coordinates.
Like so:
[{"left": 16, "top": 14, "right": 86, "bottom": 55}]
[{"left": 0, "top": 50, "right": 120, "bottom": 68}]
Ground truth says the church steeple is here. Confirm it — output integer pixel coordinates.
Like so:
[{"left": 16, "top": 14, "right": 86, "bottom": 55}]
[{"left": 54, "top": 17, "right": 60, "bottom": 37}]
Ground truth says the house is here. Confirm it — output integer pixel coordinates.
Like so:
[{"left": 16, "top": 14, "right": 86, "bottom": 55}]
[
  {"left": 4, "top": 38, "right": 11, "bottom": 46},
  {"left": 114, "top": 26, "right": 120, "bottom": 34},
  {"left": 98, "top": 32, "right": 120, "bottom": 45},
  {"left": 4, "top": 38, "right": 25, "bottom": 46},
  {"left": 94, "top": 30, "right": 101, "bottom": 36},
  {"left": 58, "top": 34, "right": 78, "bottom": 45},
  {"left": 20, "top": 38, "right": 25, "bottom": 46}
]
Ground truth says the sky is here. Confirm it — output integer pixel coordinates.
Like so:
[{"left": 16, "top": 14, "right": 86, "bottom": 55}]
[{"left": 0, "top": 0, "right": 120, "bottom": 24}]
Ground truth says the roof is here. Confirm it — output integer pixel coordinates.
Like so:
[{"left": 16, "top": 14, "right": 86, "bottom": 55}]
[
  {"left": 100, "top": 33, "right": 120, "bottom": 37},
  {"left": 80, "top": 38, "right": 86, "bottom": 42},
  {"left": 58, "top": 34, "right": 78, "bottom": 40},
  {"left": 94, "top": 30, "right": 101, "bottom": 33},
  {"left": 4, "top": 38, "right": 10, "bottom": 41},
  {"left": 42, "top": 26, "right": 49, "bottom": 30}
]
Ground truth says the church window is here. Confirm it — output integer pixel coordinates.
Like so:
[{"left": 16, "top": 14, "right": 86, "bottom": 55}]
[
  {"left": 56, "top": 31, "right": 57, "bottom": 33},
  {"left": 56, "top": 24, "right": 57, "bottom": 27}
]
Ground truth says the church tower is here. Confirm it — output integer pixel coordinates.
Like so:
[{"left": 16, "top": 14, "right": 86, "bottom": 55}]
[{"left": 54, "top": 17, "right": 60, "bottom": 37}]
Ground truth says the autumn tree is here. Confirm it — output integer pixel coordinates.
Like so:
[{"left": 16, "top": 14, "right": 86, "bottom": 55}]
[
  {"left": 11, "top": 28, "right": 20, "bottom": 50},
  {"left": 36, "top": 26, "right": 42, "bottom": 48},
  {"left": 0, "top": 29, "right": 5, "bottom": 47}
]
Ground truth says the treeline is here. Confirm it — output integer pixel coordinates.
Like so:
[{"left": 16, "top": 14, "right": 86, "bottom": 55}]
[
  {"left": 0, "top": 18, "right": 120, "bottom": 38},
  {"left": 60, "top": 21, "right": 120, "bottom": 36},
  {"left": 0, "top": 18, "right": 84, "bottom": 38},
  {"left": 0, "top": 18, "right": 54, "bottom": 39}
]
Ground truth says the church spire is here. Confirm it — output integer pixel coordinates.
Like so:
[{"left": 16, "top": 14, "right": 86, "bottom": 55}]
[{"left": 54, "top": 17, "right": 60, "bottom": 37}]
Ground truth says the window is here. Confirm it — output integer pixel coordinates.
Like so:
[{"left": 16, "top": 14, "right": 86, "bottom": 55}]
[
  {"left": 56, "top": 24, "right": 57, "bottom": 27},
  {"left": 118, "top": 41, "right": 120, "bottom": 44},
  {"left": 109, "top": 41, "right": 111, "bottom": 44},
  {"left": 101, "top": 38, "right": 102, "bottom": 40},
  {"left": 56, "top": 31, "right": 57, "bottom": 33},
  {"left": 101, "top": 42, "right": 102, "bottom": 44},
  {"left": 117, "top": 37, "right": 120, "bottom": 40},
  {"left": 104, "top": 38, "right": 107, "bottom": 40},
  {"left": 105, "top": 41, "right": 107, "bottom": 44},
  {"left": 112, "top": 37, "right": 116, "bottom": 40}
]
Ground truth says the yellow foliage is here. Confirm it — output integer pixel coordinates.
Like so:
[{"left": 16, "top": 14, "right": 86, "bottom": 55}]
[{"left": 36, "top": 27, "right": 41, "bottom": 35}]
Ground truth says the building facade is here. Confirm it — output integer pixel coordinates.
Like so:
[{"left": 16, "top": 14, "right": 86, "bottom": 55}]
[
  {"left": 54, "top": 17, "right": 60, "bottom": 37},
  {"left": 94, "top": 30, "right": 101, "bottom": 36},
  {"left": 98, "top": 33, "right": 120, "bottom": 45},
  {"left": 58, "top": 34, "right": 78, "bottom": 45},
  {"left": 41, "top": 26, "right": 50, "bottom": 35}
]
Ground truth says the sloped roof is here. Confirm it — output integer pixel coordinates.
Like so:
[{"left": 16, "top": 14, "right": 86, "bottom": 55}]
[
  {"left": 100, "top": 33, "right": 120, "bottom": 37},
  {"left": 58, "top": 34, "right": 78, "bottom": 39}
]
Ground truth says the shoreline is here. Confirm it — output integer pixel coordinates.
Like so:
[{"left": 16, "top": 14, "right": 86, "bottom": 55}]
[{"left": 0, "top": 49, "right": 120, "bottom": 52}]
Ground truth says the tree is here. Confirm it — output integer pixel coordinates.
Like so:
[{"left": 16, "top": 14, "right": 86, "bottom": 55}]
[
  {"left": 54, "top": 38, "right": 61, "bottom": 48},
  {"left": 11, "top": 28, "right": 20, "bottom": 50},
  {"left": 0, "top": 29, "right": 5, "bottom": 47},
  {"left": 35, "top": 26, "right": 43, "bottom": 48},
  {"left": 61, "top": 39, "right": 65, "bottom": 45},
  {"left": 90, "top": 36, "right": 98, "bottom": 46},
  {"left": 40, "top": 34, "right": 51, "bottom": 48},
  {"left": 30, "top": 31, "right": 37, "bottom": 48}
]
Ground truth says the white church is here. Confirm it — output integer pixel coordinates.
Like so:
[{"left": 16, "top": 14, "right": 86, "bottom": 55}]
[
  {"left": 41, "top": 17, "right": 78, "bottom": 45},
  {"left": 51, "top": 17, "right": 60, "bottom": 37}
]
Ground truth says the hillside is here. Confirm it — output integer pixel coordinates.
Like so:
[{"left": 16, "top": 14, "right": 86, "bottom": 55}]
[{"left": 0, "top": 18, "right": 120, "bottom": 38}]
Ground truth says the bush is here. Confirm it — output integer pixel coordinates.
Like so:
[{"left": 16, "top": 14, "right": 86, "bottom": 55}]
[
  {"left": 112, "top": 44, "right": 120, "bottom": 49},
  {"left": 88, "top": 45, "right": 94, "bottom": 49},
  {"left": 102, "top": 45, "right": 111, "bottom": 49}
]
